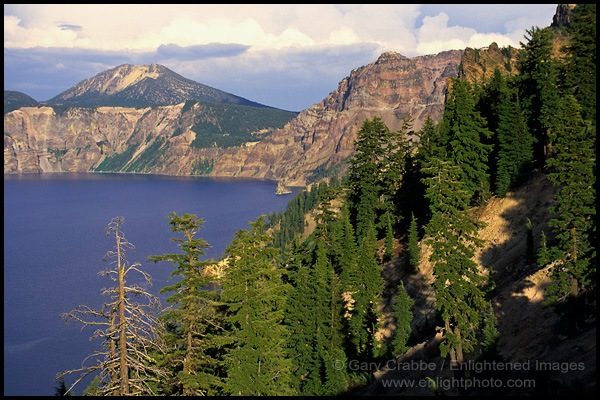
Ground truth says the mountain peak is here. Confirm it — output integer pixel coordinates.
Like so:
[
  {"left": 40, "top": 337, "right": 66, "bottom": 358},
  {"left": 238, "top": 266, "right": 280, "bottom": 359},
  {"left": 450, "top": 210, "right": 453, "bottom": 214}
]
[{"left": 48, "top": 63, "right": 269, "bottom": 109}]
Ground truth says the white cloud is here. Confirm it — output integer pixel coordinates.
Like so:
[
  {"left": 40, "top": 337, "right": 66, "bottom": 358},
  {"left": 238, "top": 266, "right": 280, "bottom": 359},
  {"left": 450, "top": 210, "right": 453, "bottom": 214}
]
[{"left": 3, "top": 4, "right": 560, "bottom": 110}]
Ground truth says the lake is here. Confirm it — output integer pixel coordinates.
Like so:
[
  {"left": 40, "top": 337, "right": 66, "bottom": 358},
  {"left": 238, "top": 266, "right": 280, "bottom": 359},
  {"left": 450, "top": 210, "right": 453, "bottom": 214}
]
[{"left": 3, "top": 173, "right": 297, "bottom": 396}]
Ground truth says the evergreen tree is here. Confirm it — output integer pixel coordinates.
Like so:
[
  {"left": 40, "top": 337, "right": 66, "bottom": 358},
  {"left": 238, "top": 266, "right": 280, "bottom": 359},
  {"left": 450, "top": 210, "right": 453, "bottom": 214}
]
[
  {"left": 347, "top": 116, "right": 408, "bottom": 239},
  {"left": 148, "top": 212, "right": 225, "bottom": 395},
  {"left": 286, "top": 237, "right": 347, "bottom": 395},
  {"left": 437, "top": 78, "right": 493, "bottom": 204},
  {"left": 346, "top": 218, "right": 385, "bottom": 359},
  {"left": 390, "top": 281, "right": 414, "bottom": 356},
  {"left": 518, "top": 26, "right": 562, "bottom": 163},
  {"left": 480, "top": 304, "right": 499, "bottom": 356},
  {"left": 82, "top": 376, "right": 102, "bottom": 396},
  {"left": 495, "top": 84, "right": 534, "bottom": 197},
  {"left": 422, "top": 158, "right": 488, "bottom": 365},
  {"left": 221, "top": 217, "right": 292, "bottom": 395},
  {"left": 407, "top": 212, "right": 421, "bottom": 271},
  {"left": 384, "top": 211, "right": 394, "bottom": 262},
  {"left": 543, "top": 95, "right": 596, "bottom": 303},
  {"left": 54, "top": 377, "right": 72, "bottom": 396},
  {"left": 561, "top": 4, "right": 596, "bottom": 125}
]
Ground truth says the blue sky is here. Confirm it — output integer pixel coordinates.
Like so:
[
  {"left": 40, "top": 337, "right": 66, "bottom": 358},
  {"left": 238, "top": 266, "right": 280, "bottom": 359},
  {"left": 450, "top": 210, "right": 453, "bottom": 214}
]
[{"left": 4, "top": 4, "right": 557, "bottom": 112}]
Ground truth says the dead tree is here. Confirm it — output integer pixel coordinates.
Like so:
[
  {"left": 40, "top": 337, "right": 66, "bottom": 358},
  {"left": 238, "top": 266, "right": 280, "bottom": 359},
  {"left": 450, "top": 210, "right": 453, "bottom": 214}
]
[{"left": 56, "top": 217, "right": 170, "bottom": 395}]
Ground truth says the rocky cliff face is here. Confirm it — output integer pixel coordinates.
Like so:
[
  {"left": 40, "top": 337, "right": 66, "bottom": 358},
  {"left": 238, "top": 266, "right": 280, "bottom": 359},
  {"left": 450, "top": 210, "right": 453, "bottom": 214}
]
[
  {"left": 209, "top": 49, "right": 464, "bottom": 185},
  {"left": 5, "top": 50, "right": 463, "bottom": 184}
]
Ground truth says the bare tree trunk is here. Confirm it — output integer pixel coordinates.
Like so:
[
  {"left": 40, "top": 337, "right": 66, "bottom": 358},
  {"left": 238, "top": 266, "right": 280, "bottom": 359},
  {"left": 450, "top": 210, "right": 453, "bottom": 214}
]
[{"left": 115, "top": 219, "right": 130, "bottom": 395}]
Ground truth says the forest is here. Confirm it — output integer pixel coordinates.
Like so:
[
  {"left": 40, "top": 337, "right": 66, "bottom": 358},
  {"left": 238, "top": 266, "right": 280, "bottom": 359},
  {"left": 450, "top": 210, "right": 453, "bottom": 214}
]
[{"left": 55, "top": 5, "right": 595, "bottom": 396}]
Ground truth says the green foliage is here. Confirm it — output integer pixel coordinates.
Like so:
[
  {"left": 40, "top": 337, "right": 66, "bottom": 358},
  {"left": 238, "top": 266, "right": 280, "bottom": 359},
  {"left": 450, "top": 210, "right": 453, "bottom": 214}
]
[
  {"left": 407, "top": 212, "right": 421, "bottom": 270},
  {"left": 82, "top": 376, "right": 101, "bottom": 396},
  {"left": 437, "top": 78, "right": 493, "bottom": 204},
  {"left": 54, "top": 376, "right": 72, "bottom": 396},
  {"left": 481, "top": 304, "right": 499, "bottom": 355},
  {"left": 543, "top": 95, "right": 596, "bottom": 303},
  {"left": 422, "top": 157, "right": 488, "bottom": 362},
  {"left": 221, "top": 217, "right": 292, "bottom": 395},
  {"left": 93, "top": 142, "right": 140, "bottom": 172},
  {"left": 518, "top": 26, "right": 561, "bottom": 163},
  {"left": 560, "top": 4, "right": 596, "bottom": 125},
  {"left": 346, "top": 218, "right": 384, "bottom": 359},
  {"left": 125, "top": 138, "right": 169, "bottom": 172},
  {"left": 189, "top": 102, "right": 296, "bottom": 149},
  {"left": 384, "top": 212, "right": 394, "bottom": 262},
  {"left": 285, "top": 238, "right": 347, "bottom": 395},
  {"left": 148, "top": 212, "right": 225, "bottom": 395},
  {"left": 347, "top": 116, "right": 409, "bottom": 240},
  {"left": 494, "top": 85, "right": 533, "bottom": 197},
  {"left": 391, "top": 281, "right": 414, "bottom": 356}
]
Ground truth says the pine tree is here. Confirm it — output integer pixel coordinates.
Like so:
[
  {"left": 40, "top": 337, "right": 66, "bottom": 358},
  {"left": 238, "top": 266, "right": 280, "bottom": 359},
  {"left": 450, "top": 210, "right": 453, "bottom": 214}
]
[
  {"left": 54, "top": 377, "right": 72, "bottom": 396},
  {"left": 422, "top": 159, "right": 488, "bottom": 365},
  {"left": 407, "top": 212, "right": 421, "bottom": 271},
  {"left": 148, "top": 212, "right": 225, "bottom": 395},
  {"left": 437, "top": 78, "right": 493, "bottom": 203},
  {"left": 384, "top": 211, "right": 394, "bottom": 262},
  {"left": 221, "top": 217, "right": 292, "bottom": 395},
  {"left": 495, "top": 84, "right": 533, "bottom": 197},
  {"left": 561, "top": 4, "right": 596, "bottom": 125},
  {"left": 543, "top": 95, "right": 596, "bottom": 303},
  {"left": 347, "top": 116, "right": 407, "bottom": 239},
  {"left": 285, "top": 237, "right": 347, "bottom": 395},
  {"left": 391, "top": 281, "right": 414, "bottom": 356},
  {"left": 518, "top": 26, "right": 562, "bottom": 163},
  {"left": 346, "top": 218, "right": 384, "bottom": 359}
]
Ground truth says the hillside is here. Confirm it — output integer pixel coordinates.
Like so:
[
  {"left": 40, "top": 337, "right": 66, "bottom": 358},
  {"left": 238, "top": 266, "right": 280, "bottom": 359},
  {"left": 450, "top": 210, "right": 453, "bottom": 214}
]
[
  {"left": 351, "top": 170, "right": 596, "bottom": 395},
  {"left": 4, "top": 90, "right": 39, "bottom": 114},
  {"left": 47, "top": 63, "right": 270, "bottom": 109}
]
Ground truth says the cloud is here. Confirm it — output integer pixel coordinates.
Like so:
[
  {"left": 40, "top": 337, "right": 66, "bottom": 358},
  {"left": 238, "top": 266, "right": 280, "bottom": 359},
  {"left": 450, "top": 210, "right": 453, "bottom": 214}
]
[
  {"left": 3, "top": 4, "right": 559, "bottom": 110},
  {"left": 155, "top": 43, "right": 250, "bottom": 62}
]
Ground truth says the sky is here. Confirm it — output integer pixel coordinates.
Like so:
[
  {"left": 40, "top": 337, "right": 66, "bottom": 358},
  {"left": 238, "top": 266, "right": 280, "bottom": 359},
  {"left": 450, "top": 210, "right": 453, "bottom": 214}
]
[{"left": 4, "top": 4, "right": 558, "bottom": 112}]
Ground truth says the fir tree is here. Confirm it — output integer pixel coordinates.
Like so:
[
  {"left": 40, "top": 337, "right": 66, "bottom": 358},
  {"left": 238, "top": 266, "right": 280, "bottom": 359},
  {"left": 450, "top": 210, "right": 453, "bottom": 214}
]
[
  {"left": 346, "top": 218, "right": 384, "bottom": 359},
  {"left": 407, "top": 212, "right": 421, "bottom": 271},
  {"left": 518, "top": 26, "right": 561, "bottom": 163},
  {"left": 384, "top": 211, "right": 394, "bottom": 262},
  {"left": 347, "top": 116, "right": 407, "bottom": 239},
  {"left": 543, "top": 95, "right": 596, "bottom": 303},
  {"left": 561, "top": 4, "right": 596, "bottom": 125},
  {"left": 437, "top": 78, "right": 493, "bottom": 204},
  {"left": 148, "top": 212, "right": 225, "bottom": 395},
  {"left": 221, "top": 217, "right": 292, "bottom": 395},
  {"left": 422, "top": 158, "right": 488, "bottom": 365},
  {"left": 495, "top": 84, "right": 533, "bottom": 197},
  {"left": 54, "top": 377, "right": 72, "bottom": 396},
  {"left": 391, "top": 281, "right": 414, "bottom": 356}
]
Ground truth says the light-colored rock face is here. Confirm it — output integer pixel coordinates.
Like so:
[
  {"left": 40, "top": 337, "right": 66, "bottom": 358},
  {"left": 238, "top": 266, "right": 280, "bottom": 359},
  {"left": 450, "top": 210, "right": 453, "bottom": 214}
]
[
  {"left": 71, "top": 65, "right": 162, "bottom": 98},
  {"left": 220, "top": 49, "right": 464, "bottom": 185},
  {"left": 4, "top": 50, "right": 464, "bottom": 184}
]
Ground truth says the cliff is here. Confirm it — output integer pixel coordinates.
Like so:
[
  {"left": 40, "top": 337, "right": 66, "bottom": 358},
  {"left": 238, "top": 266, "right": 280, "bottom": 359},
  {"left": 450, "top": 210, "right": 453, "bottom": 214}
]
[{"left": 4, "top": 50, "right": 463, "bottom": 185}]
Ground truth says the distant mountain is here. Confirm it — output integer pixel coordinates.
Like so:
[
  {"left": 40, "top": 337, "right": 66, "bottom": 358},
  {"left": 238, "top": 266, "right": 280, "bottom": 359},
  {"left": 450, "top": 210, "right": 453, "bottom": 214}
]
[
  {"left": 47, "top": 64, "right": 270, "bottom": 109},
  {"left": 4, "top": 90, "right": 38, "bottom": 114}
]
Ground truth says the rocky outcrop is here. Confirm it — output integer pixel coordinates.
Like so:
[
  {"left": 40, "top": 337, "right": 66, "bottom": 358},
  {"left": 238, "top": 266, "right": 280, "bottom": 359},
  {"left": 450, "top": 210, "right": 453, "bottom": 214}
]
[
  {"left": 5, "top": 50, "right": 463, "bottom": 184},
  {"left": 210, "top": 49, "right": 463, "bottom": 185},
  {"left": 458, "top": 42, "right": 521, "bottom": 82},
  {"left": 551, "top": 4, "right": 577, "bottom": 29}
]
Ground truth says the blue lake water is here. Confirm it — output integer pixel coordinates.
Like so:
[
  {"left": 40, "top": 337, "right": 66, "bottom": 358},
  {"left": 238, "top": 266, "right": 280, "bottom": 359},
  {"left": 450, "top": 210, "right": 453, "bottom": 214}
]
[{"left": 3, "top": 173, "right": 296, "bottom": 396}]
